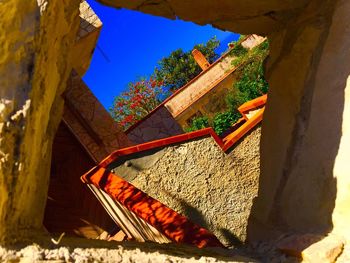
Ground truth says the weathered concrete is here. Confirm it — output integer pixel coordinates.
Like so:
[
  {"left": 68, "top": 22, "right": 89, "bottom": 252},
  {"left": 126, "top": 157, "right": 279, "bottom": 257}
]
[
  {"left": 113, "top": 127, "right": 261, "bottom": 247},
  {"left": 250, "top": 0, "right": 350, "bottom": 241},
  {"left": 0, "top": 238, "right": 257, "bottom": 263},
  {"left": 127, "top": 106, "right": 184, "bottom": 144},
  {"left": 0, "top": 0, "right": 80, "bottom": 243},
  {"left": 97, "top": 0, "right": 309, "bottom": 35}
]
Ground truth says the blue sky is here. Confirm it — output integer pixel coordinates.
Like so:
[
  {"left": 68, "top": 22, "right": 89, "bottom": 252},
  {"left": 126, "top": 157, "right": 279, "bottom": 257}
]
[{"left": 83, "top": 0, "right": 239, "bottom": 110}]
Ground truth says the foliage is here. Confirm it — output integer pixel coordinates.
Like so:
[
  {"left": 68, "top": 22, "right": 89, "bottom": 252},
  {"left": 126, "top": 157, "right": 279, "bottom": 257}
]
[
  {"left": 154, "top": 37, "right": 220, "bottom": 92},
  {"left": 214, "top": 39, "right": 269, "bottom": 135},
  {"left": 213, "top": 111, "right": 241, "bottom": 135},
  {"left": 110, "top": 78, "right": 169, "bottom": 130},
  {"left": 185, "top": 116, "right": 210, "bottom": 132},
  {"left": 185, "top": 39, "right": 270, "bottom": 136},
  {"left": 229, "top": 42, "right": 248, "bottom": 58},
  {"left": 233, "top": 40, "right": 269, "bottom": 101}
]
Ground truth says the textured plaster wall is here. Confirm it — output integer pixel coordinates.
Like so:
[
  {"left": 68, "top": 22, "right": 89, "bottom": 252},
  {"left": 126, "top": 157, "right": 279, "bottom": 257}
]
[
  {"left": 122, "top": 127, "right": 261, "bottom": 247},
  {"left": 0, "top": 0, "right": 80, "bottom": 243}
]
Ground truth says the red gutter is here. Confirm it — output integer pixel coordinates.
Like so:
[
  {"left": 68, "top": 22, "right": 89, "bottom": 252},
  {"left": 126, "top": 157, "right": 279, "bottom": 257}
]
[
  {"left": 222, "top": 107, "right": 264, "bottom": 151},
  {"left": 97, "top": 127, "right": 223, "bottom": 169}
]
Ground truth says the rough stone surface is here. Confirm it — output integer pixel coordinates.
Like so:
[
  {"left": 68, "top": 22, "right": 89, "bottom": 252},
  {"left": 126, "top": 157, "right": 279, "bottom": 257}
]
[
  {"left": 127, "top": 106, "right": 184, "bottom": 144},
  {"left": 302, "top": 235, "right": 344, "bottom": 263},
  {"left": 3, "top": 0, "right": 350, "bottom": 260},
  {"left": 128, "top": 127, "right": 261, "bottom": 247},
  {"left": 63, "top": 72, "right": 130, "bottom": 162},
  {"left": 277, "top": 234, "right": 344, "bottom": 262},
  {"left": 336, "top": 243, "right": 350, "bottom": 263},
  {"left": 97, "top": 0, "right": 309, "bottom": 34},
  {"left": 249, "top": 0, "right": 350, "bottom": 243},
  {"left": 0, "top": 0, "right": 80, "bottom": 243},
  {"left": 0, "top": 238, "right": 257, "bottom": 263},
  {"left": 72, "top": 1, "right": 102, "bottom": 75}
]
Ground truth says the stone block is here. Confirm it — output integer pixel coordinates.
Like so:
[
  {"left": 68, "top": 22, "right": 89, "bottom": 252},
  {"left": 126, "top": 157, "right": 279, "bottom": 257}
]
[{"left": 277, "top": 234, "right": 344, "bottom": 263}]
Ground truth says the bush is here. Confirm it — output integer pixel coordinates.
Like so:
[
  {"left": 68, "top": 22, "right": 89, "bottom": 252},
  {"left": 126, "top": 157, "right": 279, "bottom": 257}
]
[
  {"left": 213, "top": 111, "right": 241, "bottom": 135},
  {"left": 229, "top": 43, "right": 248, "bottom": 57},
  {"left": 212, "top": 39, "right": 270, "bottom": 136},
  {"left": 234, "top": 41, "right": 269, "bottom": 101},
  {"left": 185, "top": 116, "right": 210, "bottom": 132},
  {"left": 184, "top": 39, "right": 270, "bottom": 136}
]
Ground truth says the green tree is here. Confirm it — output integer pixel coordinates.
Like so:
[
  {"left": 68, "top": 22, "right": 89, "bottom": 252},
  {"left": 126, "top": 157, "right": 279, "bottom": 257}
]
[{"left": 154, "top": 37, "right": 220, "bottom": 92}]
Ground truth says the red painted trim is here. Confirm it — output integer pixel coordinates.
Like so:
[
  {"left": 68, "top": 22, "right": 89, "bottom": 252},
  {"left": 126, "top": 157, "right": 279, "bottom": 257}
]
[
  {"left": 83, "top": 167, "right": 224, "bottom": 248},
  {"left": 223, "top": 108, "right": 265, "bottom": 151}
]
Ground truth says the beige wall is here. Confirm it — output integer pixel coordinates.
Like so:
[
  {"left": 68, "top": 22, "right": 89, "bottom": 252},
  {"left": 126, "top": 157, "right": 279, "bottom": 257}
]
[
  {"left": 176, "top": 73, "right": 237, "bottom": 129},
  {"left": 165, "top": 55, "right": 236, "bottom": 118},
  {"left": 250, "top": 0, "right": 350, "bottom": 242},
  {"left": 3, "top": 0, "right": 350, "bottom": 248}
]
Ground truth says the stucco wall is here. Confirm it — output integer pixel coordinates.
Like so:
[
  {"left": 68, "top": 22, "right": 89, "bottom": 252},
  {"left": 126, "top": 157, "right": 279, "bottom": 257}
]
[
  {"left": 113, "top": 127, "right": 261, "bottom": 247},
  {"left": 164, "top": 55, "right": 236, "bottom": 118},
  {"left": 176, "top": 73, "right": 237, "bottom": 129},
  {"left": 126, "top": 106, "right": 184, "bottom": 144}
]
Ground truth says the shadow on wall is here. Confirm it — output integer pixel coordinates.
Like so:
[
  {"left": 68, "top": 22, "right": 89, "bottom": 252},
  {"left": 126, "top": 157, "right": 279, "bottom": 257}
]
[
  {"left": 163, "top": 191, "right": 244, "bottom": 248},
  {"left": 248, "top": 8, "right": 347, "bottom": 245}
]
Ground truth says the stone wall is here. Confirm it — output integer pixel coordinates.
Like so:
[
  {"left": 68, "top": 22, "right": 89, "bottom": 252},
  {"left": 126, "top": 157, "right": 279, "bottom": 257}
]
[
  {"left": 63, "top": 72, "right": 130, "bottom": 162},
  {"left": 3, "top": 0, "right": 350, "bottom": 250},
  {"left": 250, "top": 0, "right": 350, "bottom": 241},
  {"left": 113, "top": 127, "right": 261, "bottom": 246},
  {"left": 72, "top": 1, "right": 102, "bottom": 76},
  {"left": 0, "top": 0, "right": 81, "bottom": 243},
  {"left": 97, "top": 0, "right": 308, "bottom": 34},
  {"left": 126, "top": 106, "right": 183, "bottom": 144}
]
